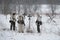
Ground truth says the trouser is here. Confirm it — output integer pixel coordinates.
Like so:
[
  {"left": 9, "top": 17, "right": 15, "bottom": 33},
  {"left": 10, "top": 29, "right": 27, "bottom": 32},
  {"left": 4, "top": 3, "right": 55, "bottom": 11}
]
[
  {"left": 10, "top": 21, "right": 15, "bottom": 31},
  {"left": 37, "top": 25, "right": 40, "bottom": 33}
]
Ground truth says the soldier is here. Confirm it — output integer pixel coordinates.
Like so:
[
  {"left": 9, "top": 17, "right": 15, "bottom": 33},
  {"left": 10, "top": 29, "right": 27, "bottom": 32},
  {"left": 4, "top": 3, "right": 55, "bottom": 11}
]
[
  {"left": 17, "top": 15, "right": 25, "bottom": 33},
  {"left": 36, "top": 15, "right": 42, "bottom": 33},
  {"left": 9, "top": 13, "right": 16, "bottom": 31}
]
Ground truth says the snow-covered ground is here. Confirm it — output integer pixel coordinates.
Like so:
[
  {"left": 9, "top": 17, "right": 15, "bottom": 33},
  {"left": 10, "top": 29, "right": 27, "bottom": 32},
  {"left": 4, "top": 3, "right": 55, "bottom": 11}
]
[
  {"left": 0, "top": 30, "right": 60, "bottom": 40},
  {"left": 0, "top": 14, "right": 60, "bottom": 40}
]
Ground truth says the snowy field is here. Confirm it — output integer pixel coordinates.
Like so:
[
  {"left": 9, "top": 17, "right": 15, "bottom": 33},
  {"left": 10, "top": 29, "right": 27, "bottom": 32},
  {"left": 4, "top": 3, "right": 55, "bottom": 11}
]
[
  {"left": 0, "top": 30, "right": 60, "bottom": 40},
  {"left": 0, "top": 14, "right": 60, "bottom": 40}
]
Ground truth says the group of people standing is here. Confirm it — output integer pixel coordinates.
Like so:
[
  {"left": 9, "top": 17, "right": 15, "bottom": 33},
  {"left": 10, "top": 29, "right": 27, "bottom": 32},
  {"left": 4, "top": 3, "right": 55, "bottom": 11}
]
[{"left": 9, "top": 13, "right": 42, "bottom": 33}]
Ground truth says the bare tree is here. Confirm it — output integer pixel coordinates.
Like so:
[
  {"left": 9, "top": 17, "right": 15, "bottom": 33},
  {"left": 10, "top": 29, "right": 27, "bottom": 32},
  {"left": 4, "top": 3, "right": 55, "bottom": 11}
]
[
  {"left": 46, "top": 5, "right": 57, "bottom": 24},
  {"left": 2, "top": 0, "right": 10, "bottom": 19}
]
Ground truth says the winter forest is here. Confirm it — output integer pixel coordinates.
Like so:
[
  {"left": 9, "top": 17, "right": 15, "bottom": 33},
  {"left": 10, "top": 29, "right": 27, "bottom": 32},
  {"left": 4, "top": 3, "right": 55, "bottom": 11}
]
[{"left": 0, "top": 0, "right": 60, "bottom": 40}]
